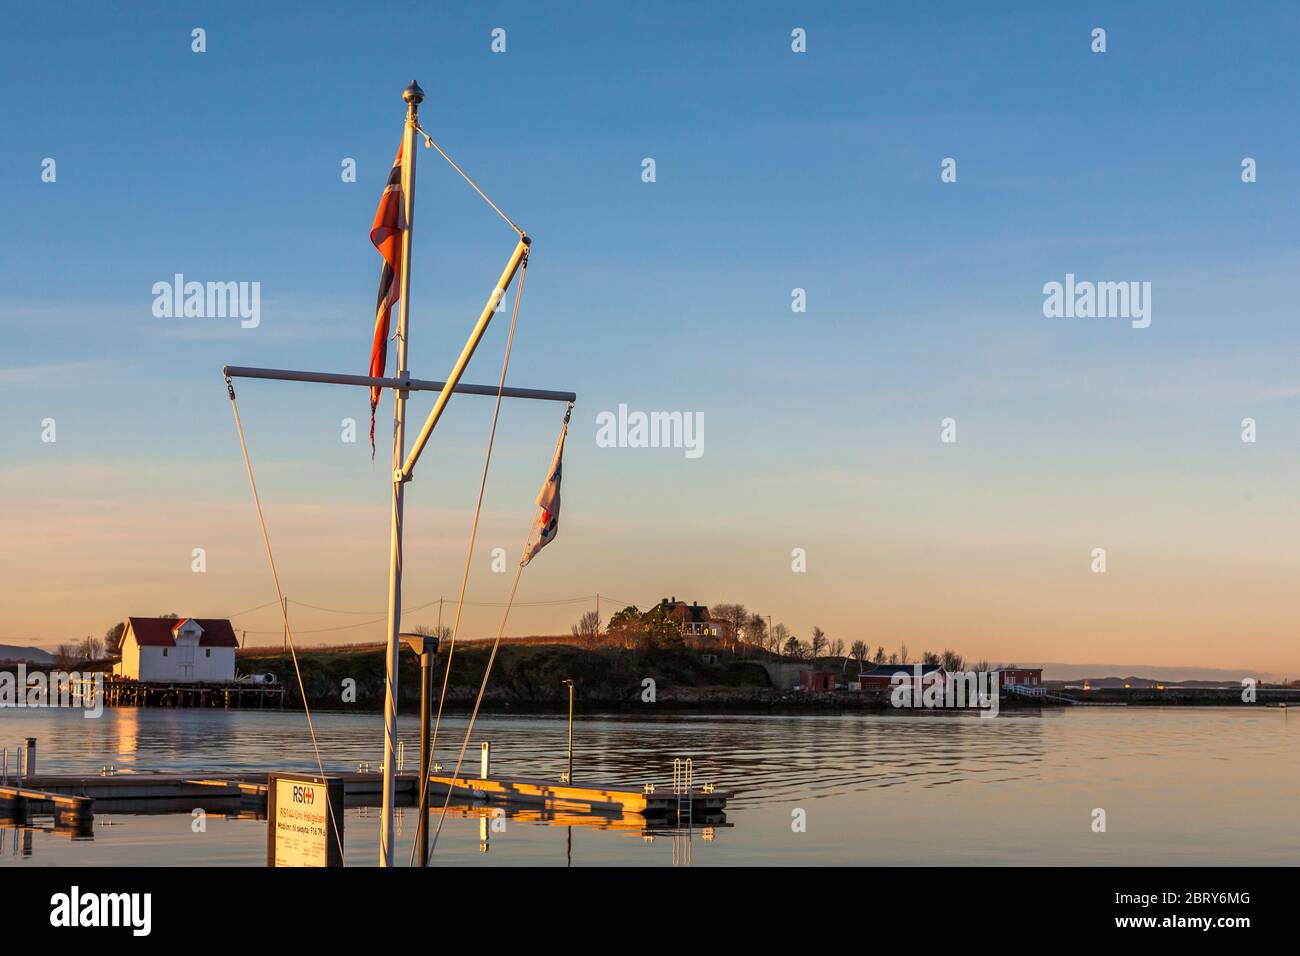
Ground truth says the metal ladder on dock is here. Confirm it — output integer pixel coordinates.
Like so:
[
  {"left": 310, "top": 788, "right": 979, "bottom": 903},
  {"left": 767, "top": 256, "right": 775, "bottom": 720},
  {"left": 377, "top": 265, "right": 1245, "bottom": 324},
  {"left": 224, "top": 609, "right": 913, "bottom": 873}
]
[
  {"left": 672, "top": 757, "right": 693, "bottom": 828},
  {"left": 1, "top": 742, "right": 32, "bottom": 786}
]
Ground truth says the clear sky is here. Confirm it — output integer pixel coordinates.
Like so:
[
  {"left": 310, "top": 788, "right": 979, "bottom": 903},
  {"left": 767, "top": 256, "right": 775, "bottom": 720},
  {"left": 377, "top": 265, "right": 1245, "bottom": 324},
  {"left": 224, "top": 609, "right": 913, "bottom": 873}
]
[{"left": 2, "top": 2, "right": 1298, "bottom": 676}]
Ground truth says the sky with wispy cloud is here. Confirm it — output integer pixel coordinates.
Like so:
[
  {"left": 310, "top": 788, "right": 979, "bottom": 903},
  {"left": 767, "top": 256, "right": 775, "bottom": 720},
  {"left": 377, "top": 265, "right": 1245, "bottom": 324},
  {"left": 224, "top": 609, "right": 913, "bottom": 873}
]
[{"left": 2, "top": 2, "right": 1298, "bottom": 675}]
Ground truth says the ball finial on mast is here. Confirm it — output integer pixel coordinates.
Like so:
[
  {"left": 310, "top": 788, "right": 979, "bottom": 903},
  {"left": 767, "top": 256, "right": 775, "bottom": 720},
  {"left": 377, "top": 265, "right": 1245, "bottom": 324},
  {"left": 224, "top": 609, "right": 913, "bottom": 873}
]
[{"left": 403, "top": 80, "right": 425, "bottom": 109}]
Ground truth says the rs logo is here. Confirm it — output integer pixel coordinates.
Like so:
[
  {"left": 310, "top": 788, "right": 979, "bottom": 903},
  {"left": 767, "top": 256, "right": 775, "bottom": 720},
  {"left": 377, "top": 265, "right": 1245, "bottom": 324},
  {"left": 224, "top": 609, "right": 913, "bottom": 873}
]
[{"left": 292, "top": 785, "right": 315, "bottom": 805}]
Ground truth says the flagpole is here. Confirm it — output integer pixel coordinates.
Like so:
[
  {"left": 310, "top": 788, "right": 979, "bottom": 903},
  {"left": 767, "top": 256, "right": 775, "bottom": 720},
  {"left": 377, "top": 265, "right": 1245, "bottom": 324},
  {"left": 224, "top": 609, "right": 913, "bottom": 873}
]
[{"left": 380, "top": 79, "right": 422, "bottom": 867}]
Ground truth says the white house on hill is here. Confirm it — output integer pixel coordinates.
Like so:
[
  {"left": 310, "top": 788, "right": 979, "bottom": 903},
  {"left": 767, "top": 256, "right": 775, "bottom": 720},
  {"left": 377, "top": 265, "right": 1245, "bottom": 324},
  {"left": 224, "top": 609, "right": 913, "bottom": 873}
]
[{"left": 113, "top": 617, "right": 238, "bottom": 683}]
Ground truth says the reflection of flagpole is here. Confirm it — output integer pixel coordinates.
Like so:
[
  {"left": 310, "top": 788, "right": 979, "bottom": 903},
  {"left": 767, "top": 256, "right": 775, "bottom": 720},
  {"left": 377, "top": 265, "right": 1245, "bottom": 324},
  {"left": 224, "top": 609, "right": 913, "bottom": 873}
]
[{"left": 379, "top": 80, "right": 423, "bottom": 868}]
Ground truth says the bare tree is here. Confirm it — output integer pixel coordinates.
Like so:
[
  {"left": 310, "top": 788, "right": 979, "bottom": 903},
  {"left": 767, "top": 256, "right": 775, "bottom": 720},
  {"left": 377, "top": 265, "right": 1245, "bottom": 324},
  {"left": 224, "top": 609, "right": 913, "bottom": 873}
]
[
  {"left": 709, "top": 603, "right": 749, "bottom": 651},
  {"left": 810, "top": 627, "right": 828, "bottom": 662},
  {"left": 53, "top": 643, "right": 77, "bottom": 669},
  {"left": 78, "top": 635, "right": 104, "bottom": 661},
  {"left": 829, "top": 638, "right": 846, "bottom": 660},
  {"left": 874, "top": 645, "right": 886, "bottom": 664},
  {"left": 783, "top": 635, "right": 803, "bottom": 659},
  {"left": 772, "top": 623, "right": 791, "bottom": 655},
  {"left": 851, "top": 640, "right": 869, "bottom": 671},
  {"left": 922, "top": 649, "right": 940, "bottom": 665},
  {"left": 941, "top": 648, "right": 965, "bottom": 672},
  {"left": 571, "top": 610, "right": 601, "bottom": 643},
  {"left": 412, "top": 623, "right": 452, "bottom": 642},
  {"left": 899, "top": 643, "right": 909, "bottom": 664}
]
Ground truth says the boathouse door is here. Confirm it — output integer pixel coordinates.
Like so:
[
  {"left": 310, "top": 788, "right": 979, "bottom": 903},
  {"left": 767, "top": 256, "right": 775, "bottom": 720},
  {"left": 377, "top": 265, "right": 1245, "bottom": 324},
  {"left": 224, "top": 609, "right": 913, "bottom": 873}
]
[{"left": 178, "top": 642, "right": 195, "bottom": 681}]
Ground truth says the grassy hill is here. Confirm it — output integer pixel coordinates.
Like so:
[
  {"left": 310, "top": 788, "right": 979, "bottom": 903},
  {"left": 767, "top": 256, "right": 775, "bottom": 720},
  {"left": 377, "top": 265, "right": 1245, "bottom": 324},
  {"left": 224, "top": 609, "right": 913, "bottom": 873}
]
[{"left": 237, "top": 639, "right": 775, "bottom": 711}]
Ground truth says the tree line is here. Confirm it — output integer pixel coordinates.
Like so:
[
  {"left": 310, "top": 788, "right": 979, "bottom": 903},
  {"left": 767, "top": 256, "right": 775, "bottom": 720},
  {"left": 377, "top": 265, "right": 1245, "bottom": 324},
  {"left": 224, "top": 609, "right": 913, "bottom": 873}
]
[{"left": 569, "top": 601, "right": 988, "bottom": 672}]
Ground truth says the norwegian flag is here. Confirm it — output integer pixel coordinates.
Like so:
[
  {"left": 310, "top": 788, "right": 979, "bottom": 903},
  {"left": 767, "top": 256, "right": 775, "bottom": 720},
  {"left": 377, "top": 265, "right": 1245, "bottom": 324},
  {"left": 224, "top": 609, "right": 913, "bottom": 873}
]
[
  {"left": 368, "top": 143, "right": 405, "bottom": 455},
  {"left": 521, "top": 408, "right": 571, "bottom": 566}
]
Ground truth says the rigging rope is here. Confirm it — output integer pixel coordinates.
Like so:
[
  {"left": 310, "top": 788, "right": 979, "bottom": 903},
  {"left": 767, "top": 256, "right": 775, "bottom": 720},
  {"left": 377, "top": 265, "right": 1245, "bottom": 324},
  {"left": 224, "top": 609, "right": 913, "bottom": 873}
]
[
  {"left": 225, "top": 375, "right": 345, "bottom": 859},
  {"left": 425, "top": 551, "right": 528, "bottom": 862},
  {"left": 409, "top": 251, "right": 528, "bottom": 864},
  {"left": 414, "top": 120, "right": 524, "bottom": 238},
  {"left": 423, "top": 400, "right": 572, "bottom": 865}
]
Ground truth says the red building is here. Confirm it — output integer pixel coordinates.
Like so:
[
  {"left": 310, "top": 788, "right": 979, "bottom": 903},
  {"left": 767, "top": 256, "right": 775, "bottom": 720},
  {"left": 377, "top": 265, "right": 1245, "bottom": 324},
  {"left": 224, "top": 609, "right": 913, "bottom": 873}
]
[
  {"left": 997, "top": 667, "right": 1043, "bottom": 688},
  {"left": 855, "top": 662, "right": 945, "bottom": 691},
  {"left": 799, "top": 670, "right": 836, "bottom": 692}
]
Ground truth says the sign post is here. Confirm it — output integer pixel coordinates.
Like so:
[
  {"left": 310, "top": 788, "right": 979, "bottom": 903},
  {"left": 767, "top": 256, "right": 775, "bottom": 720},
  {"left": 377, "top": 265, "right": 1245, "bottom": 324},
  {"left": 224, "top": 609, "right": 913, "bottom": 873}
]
[{"left": 266, "top": 773, "right": 345, "bottom": 867}]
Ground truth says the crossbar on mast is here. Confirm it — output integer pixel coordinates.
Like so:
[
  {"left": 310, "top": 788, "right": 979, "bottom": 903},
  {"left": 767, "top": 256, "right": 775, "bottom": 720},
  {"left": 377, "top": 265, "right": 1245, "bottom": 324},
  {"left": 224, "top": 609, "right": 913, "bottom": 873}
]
[{"left": 223, "top": 365, "right": 576, "bottom": 404}]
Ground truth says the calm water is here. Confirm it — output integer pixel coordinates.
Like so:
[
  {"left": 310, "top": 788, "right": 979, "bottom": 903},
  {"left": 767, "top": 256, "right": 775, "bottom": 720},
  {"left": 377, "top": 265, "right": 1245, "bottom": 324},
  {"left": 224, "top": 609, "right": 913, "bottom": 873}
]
[{"left": 0, "top": 706, "right": 1295, "bottom": 866}]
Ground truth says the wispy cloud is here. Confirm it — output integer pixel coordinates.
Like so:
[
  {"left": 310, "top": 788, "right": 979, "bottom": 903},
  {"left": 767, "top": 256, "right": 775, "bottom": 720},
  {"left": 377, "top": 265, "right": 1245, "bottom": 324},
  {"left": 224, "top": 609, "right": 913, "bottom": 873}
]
[
  {"left": 1256, "top": 384, "right": 1300, "bottom": 400},
  {"left": 0, "top": 360, "right": 105, "bottom": 386}
]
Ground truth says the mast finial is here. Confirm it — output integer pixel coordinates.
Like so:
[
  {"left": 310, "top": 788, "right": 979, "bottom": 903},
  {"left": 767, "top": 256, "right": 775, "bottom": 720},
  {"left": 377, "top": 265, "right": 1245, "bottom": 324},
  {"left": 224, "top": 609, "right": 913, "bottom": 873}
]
[{"left": 403, "top": 80, "right": 425, "bottom": 108}]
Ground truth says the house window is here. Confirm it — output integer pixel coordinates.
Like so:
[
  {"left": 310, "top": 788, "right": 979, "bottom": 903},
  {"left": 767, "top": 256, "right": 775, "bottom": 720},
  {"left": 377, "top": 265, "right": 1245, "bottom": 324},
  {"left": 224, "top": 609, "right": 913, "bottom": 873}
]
[
  {"left": 162, "top": 648, "right": 169, "bottom": 656},
  {"left": 205, "top": 649, "right": 211, "bottom": 658}
]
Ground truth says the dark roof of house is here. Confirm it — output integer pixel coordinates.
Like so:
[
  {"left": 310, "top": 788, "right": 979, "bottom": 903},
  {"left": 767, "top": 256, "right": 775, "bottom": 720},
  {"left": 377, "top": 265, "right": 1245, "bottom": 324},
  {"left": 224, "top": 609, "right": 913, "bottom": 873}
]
[
  {"left": 657, "top": 597, "right": 709, "bottom": 623},
  {"left": 683, "top": 604, "right": 708, "bottom": 623},
  {"left": 123, "top": 617, "right": 239, "bottom": 649},
  {"left": 861, "top": 662, "right": 944, "bottom": 677}
]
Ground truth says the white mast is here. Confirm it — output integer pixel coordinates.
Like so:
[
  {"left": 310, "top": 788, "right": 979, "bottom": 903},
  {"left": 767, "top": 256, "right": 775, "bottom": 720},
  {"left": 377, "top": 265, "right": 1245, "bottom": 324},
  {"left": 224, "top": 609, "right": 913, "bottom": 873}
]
[
  {"left": 223, "top": 80, "right": 576, "bottom": 868},
  {"left": 379, "top": 79, "right": 423, "bottom": 867}
]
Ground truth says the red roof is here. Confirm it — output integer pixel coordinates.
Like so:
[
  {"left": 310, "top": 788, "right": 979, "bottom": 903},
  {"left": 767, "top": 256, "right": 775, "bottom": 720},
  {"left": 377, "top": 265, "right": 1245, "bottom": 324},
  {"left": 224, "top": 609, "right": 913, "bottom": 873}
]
[{"left": 123, "top": 617, "right": 239, "bottom": 649}]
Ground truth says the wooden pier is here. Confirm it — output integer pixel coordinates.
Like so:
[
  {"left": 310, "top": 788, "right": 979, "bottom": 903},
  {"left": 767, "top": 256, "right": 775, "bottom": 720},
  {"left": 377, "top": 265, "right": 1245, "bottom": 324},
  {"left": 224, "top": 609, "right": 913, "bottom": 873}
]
[{"left": 101, "top": 678, "right": 287, "bottom": 709}]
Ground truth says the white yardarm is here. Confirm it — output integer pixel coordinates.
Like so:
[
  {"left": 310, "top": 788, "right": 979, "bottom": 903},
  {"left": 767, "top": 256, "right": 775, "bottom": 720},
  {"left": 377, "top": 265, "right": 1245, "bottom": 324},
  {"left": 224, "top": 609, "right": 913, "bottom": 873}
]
[
  {"left": 0, "top": 665, "right": 103, "bottom": 718},
  {"left": 151, "top": 274, "right": 261, "bottom": 328},
  {"left": 1042, "top": 273, "right": 1151, "bottom": 329},
  {"left": 595, "top": 404, "right": 704, "bottom": 459}
]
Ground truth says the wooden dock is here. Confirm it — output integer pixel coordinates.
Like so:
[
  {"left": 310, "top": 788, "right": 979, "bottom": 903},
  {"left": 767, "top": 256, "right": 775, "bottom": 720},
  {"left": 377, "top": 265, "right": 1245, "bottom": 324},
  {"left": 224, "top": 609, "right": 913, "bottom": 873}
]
[
  {"left": 16, "top": 769, "right": 730, "bottom": 821},
  {"left": 0, "top": 783, "right": 94, "bottom": 827},
  {"left": 423, "top": 772, "right": 731, "bottom": 818}
]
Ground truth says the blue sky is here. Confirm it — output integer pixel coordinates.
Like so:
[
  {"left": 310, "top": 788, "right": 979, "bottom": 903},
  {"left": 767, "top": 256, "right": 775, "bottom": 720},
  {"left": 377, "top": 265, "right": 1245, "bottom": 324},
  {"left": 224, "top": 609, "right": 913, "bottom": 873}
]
[{"left": 2, "top": 2, "right": 1299, "bottom": 674}]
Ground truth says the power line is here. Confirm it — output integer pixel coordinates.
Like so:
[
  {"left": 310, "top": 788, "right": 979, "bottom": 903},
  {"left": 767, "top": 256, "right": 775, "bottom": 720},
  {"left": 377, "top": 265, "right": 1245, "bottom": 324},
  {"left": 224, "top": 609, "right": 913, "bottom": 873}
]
[
  {"left": 233, "top": 593, "right": 653, "bottom": 635},
  {"left": 287, "top": 594, "right": 617, "bottom": 615},
  {"left": 225, "top": 599, "right": 285, "bottom": 619}
]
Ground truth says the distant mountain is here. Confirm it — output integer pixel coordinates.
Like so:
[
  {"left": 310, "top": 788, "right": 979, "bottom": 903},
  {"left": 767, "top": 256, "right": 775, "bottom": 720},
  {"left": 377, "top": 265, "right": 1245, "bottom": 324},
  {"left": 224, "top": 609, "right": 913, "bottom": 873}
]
[
  {"left": 1025, "top": 662, "right": 1278, "bottom": 684},
  {"left": 0, "top": 644, "right": 55, "bottom": 664},
  {"left": 1063, "top": 675, "right": 1243, "bottom": 690}
]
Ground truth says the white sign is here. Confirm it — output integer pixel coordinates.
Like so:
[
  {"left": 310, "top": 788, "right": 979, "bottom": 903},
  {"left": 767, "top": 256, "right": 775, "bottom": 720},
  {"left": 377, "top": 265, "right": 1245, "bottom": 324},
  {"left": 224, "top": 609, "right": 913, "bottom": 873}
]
[{"left": 272, "top": 777, "right": 332, "bottom": 867}]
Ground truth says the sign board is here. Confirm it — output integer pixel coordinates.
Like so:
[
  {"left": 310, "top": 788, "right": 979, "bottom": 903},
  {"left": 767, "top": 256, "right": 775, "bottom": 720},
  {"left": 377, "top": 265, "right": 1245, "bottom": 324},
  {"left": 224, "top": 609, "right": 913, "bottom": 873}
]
[{"left": 266, "top": 773, "right": 344, "bottom": 867}]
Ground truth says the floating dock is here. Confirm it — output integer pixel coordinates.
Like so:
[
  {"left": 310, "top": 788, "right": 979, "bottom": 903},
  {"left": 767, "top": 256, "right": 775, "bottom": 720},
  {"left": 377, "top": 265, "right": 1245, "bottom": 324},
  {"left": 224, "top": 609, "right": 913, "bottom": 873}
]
[
  {"left": 10, "top": 769, "right": 729, "bottom": 823},
  {"left": 0, "top": 783, "right": 93, "bottom": 827},
  {"left": 423, "top": 772, "right": 730, "bottom": 818}
]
